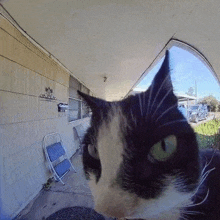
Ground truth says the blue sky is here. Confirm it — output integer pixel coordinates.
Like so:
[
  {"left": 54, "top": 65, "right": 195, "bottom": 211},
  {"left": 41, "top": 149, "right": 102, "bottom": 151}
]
[{"left": 135, "top": 46, "right": 220, "bottom": 101}]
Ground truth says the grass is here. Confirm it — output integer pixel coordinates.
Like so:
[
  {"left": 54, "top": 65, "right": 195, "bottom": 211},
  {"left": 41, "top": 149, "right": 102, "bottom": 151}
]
[{"left": 194, "top": 119, "right": 220, "bottom": 150}]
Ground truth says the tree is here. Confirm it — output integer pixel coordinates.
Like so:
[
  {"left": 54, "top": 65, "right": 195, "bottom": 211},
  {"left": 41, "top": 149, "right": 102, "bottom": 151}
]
[
  {"left": 199, "top": 95, "right": 219, "bottom": 112},
  {"left": 186, "top": 87, "right": 195, "bottom": 96}
]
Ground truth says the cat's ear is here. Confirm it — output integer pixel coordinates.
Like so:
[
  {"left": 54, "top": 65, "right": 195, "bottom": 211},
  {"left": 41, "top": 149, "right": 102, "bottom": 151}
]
[
  {"left": 77, "top": 91, "right": 108, "bottom": 113},
  {"left": 140, "top": 50, "right": 178, "bottom": 120},
  {"left": 152, "top": 50, "right": 173, "bottom": 90}
]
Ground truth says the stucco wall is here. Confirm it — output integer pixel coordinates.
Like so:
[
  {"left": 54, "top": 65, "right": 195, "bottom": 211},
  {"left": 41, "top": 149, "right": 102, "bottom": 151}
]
[{"left": 0, "top": 15, "right": 89, "bottom": 218}]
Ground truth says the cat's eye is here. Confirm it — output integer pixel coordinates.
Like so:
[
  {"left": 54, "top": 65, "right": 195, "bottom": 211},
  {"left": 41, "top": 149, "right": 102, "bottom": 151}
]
[
  {"left": 149, "top": 135, "right": 177, "bottom": 162},
  {"left": 88, "top": 144, "right": 99, "bottom": 159}
]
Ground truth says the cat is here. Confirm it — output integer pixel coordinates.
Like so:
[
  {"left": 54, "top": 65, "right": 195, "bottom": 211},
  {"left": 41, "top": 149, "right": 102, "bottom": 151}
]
[{"left": 78, "top": 51, "right": 220, "bottom": 220}]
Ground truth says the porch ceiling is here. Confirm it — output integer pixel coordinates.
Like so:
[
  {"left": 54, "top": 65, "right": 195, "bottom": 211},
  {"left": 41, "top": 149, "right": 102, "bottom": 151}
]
[{"left": 2, "top": 0, "right": 220, "bottom": 101}]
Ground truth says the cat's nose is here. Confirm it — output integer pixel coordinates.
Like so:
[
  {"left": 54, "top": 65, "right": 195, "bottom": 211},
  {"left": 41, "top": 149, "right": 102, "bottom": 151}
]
[{"left": 91, "top": 182, "right": 136, "bottom": 218}]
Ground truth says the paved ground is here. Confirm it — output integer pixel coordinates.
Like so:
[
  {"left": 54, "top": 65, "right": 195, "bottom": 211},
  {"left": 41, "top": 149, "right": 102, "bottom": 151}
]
[{"left": 14, "top": 151, "right": 114, "bottom": 220}]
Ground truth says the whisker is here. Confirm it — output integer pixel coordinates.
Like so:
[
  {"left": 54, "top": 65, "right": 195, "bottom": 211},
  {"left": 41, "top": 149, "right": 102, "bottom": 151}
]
[
  {"left": 155, "top": 104, "right": 178, "bottom": 122},
  {"left": 181, "top": 210, "right": 204, "bottom": 220},
  {"left": 138, "top": 93, "right": 143, "bottom": 117},
  {"left": 191, "top": 167, "right": 215, "bottom": 197},
  {"left": 186, "top": 188, "right": 210, "bottom": 208},
  {"left": 191, "top": 152, "right": 217, "bottom": 199},
  {"left": 130, "top": 109, "right": 137, "bottom": 127},
  {"left": 200, "top": 167, "right": 216, "bottom": 183},
  {"left": 202, "top": 149, "right": 217, "bottom": 175},
  {"left": 146, "top": 81, "right": 154, "bottom": 117},
  {"left": 180, "top": 215, "right": 189, "bottom": 220},
  {"left": 183, "top": 210, "right": 204, "bottom": 215},
  {"left": 187, "top": 166, "right": 215, "bottom": 208},
  {"left": 200, "top": 162, "right": 210, "bottom": 177},
  {"left": 151, "top": 88, "right": 173, "bottom": 118},
  {"left": 142, "top": 88, "right": 146, "bottom": 115},
  {"left": 195, "top": 151, "right": 217, "bottom": 194},
  {"left": 158, "top": 119, "right": 187, "bottom": 128},
  {"left": 150, "top": 74, "right": 170, "bottom": 113}
]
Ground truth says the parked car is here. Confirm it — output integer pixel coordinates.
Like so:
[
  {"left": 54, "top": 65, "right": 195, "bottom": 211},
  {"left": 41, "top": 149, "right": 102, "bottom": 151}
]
[
  {"left": 178, "top": 104, "right": 187, "bottom": 119},
  {"left": 188, "top": 104, "right": 208, "bottom": 123}
]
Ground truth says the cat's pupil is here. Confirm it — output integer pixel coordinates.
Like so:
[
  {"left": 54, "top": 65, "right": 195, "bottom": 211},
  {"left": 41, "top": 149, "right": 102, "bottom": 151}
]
[
  {"left": 161, "top": 140, "right": 166, "bottom": 151},
  {"left": 88, "top": 144, "right": 99, "bottom": 159}
]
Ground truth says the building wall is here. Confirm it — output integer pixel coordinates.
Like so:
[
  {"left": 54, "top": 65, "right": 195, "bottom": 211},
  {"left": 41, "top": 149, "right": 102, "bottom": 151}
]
[{"left": 0, "top": 15, "right": 89, "bottom": 218}]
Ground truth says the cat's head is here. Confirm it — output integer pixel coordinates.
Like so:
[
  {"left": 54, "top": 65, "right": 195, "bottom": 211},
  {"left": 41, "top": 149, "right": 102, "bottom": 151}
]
[{"left": 78, "top": 51, "right": 200, "bottom": 219}]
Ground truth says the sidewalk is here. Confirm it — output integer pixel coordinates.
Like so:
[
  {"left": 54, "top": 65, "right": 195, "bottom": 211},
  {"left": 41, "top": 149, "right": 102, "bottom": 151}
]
[{"left": 14, "top": 151, "right": 114, "bottom": 220}]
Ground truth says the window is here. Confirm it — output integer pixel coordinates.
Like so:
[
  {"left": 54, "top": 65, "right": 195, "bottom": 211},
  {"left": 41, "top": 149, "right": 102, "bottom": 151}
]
[{"left": 68, "top": 76, "right": 91, "bottom": 122}]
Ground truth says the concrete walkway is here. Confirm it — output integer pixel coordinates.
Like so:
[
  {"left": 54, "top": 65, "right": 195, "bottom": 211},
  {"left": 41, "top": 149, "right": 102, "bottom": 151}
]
[{"left": 14, "top": 151, "right": 114, "bottom": 220}]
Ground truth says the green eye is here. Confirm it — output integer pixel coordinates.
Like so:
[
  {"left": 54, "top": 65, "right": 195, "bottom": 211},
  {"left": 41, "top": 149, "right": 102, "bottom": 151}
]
[{"left": 149, "top": 135, "right": 177, "bottom": 162}]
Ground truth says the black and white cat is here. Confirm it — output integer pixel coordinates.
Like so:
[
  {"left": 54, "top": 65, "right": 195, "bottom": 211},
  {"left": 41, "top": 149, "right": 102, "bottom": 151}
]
[{"left": 78, "top": 51, "right": 220, "bottom": 220}]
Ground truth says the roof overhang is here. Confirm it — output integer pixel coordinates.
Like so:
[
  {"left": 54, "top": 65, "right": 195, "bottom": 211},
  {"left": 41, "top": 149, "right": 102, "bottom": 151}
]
[{"left": 1, "top": 1, "right": 220, "bottom": 101}]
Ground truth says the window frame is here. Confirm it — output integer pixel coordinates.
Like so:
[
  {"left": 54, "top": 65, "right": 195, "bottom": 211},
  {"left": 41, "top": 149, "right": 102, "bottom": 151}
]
[{"left": 68, "top": 75, "right": 91, "bottom": 122}]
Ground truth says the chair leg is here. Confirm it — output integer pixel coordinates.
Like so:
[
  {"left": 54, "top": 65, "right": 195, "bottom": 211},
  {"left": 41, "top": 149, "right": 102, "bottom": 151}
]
[
  {"left": 71, "top": 164, "right": 77, "bottom": 173},
  {"left": 60, "top": 178, "right": 65, "bottom": 185}
]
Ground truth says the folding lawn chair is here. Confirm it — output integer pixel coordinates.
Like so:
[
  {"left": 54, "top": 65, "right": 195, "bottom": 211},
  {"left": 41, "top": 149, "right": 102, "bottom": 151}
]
[
  {"left": 43, "top": 133, "right": 77, "bottom": 185},
  {"left": 73, "top": 124, "right": 88, "bottom": 153}
]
